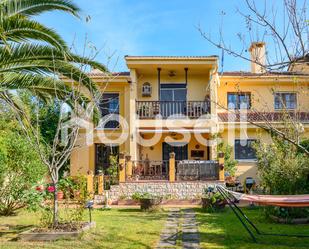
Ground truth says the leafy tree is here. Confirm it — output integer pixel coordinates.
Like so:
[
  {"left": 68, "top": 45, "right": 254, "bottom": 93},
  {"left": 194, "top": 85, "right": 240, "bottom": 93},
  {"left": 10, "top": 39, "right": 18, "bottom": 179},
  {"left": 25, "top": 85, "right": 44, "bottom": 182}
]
[
  {"left": 0, "top": 118, "right": 46, "bottom": 216},
  {"left": 253, "top": 138, "right": 309, "bottom": 195},
  {"left": 217, "top": 142, "right": 237, "bottom": 176}
]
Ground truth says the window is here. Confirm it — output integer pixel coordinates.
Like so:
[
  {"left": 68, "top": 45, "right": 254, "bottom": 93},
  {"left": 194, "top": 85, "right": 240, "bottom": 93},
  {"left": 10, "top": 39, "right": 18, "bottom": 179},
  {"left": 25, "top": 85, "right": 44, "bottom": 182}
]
[
  {"left": 227, "top": 93, "right": 251, "bottom": 110},
  {"left": 234, "top": 139, "right": 256, "bottom": 160},
  {"left": 99, "top": 93, "right": 119, "bottom": 128},
  {"left": 274, "top": 92, "right": 297, "bottom": 110}
]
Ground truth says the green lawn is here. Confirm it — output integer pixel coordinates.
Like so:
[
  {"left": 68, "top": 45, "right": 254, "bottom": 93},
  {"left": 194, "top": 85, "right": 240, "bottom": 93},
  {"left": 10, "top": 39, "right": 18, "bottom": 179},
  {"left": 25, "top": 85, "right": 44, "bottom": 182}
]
[
  {"left": 0, "top": 208, "right": 166, "bottom": 249},
  {"left": 1, "top": 207, "right": 309, "bottom": 249},
  {"left": 197, "top": 207, "right": 309, "bottom": 249}
]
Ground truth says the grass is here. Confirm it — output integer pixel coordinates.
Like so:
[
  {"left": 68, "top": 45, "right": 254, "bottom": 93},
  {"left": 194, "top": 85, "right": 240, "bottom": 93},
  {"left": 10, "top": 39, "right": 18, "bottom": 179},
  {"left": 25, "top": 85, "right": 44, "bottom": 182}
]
[
  {"left": 1, "top": 207, "right": 309, "bottom": 249},
  {"left": 196, "top": 207, "right": 309, "bottom": 249},
  {"left": 0, "top": 208, "right": 167, "bottom": 249}
]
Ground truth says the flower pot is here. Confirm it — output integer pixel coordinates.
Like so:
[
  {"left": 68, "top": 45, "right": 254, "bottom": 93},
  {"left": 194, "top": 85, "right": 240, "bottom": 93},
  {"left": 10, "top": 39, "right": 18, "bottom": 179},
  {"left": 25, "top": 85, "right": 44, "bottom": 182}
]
[
  {"left": 57, "top": 191, "right": 64, "bottom": 200},
  {"left": 140, "top": 198, "right": 162, "bottom": 211}
]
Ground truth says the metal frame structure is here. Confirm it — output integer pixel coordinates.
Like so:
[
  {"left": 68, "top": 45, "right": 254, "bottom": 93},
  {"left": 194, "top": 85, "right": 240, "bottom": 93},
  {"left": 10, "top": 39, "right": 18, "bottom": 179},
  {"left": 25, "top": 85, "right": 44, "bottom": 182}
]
[{"left": 216, "top": 185, "right": 309, "bottom": 243}]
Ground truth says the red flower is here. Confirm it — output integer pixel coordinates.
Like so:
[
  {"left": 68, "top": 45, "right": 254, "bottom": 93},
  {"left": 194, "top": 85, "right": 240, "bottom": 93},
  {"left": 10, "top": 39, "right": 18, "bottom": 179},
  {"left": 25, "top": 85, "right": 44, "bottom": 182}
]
[
  {"left": 36, "top": 186, "right": 42, "bottom": 192},
  {"left": 47, "top": 186, "right": 55, "bottom": 193}
]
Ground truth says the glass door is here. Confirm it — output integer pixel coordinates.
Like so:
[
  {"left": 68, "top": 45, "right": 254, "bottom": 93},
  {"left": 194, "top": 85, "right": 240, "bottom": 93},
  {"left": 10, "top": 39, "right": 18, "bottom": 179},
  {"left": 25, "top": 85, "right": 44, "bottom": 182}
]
[{"left": 160, "top": 84, "right": 187, "bottom": 117}]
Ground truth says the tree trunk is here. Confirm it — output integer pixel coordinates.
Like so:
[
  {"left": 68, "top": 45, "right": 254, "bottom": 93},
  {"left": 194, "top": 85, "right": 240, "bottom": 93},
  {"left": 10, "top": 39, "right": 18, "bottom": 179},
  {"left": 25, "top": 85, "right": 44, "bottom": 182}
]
[{"left": 53, "top": 182, "right": 59, "bottom": 228}]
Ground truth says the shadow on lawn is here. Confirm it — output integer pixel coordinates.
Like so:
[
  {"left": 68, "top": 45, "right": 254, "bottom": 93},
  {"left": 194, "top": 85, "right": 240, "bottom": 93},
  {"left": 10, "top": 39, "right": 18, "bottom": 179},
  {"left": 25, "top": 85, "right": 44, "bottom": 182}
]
[{"left": 196, "top": 208, "right": 309, "bottom": 249}]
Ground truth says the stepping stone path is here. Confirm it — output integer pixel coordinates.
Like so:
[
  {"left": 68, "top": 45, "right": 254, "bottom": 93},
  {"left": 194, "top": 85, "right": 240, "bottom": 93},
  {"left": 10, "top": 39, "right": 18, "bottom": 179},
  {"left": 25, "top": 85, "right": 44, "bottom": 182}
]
[
  {"left": 156, "top": 208, "right": 200, "bottom": 249},
  {"left": 182, "top": 209, "right": 200, "bottom": 249}
]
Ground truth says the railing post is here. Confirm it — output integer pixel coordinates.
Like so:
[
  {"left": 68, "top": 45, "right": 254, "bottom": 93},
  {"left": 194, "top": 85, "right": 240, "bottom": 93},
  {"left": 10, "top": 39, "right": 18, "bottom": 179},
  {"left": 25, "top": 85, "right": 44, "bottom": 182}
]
[
  {"left": 87, "top": 171, "right": 94, "bottom": 197},
  {"left": 98, "top": 174, "right": 104, "bottom": 195},
  {"left": 125, "top": 155, "right": 132, "bottom": 180},
  {"left": 169, "top": 152, "right": 176, "bottom": 182},
  {"left": 218, "top": 152, "right": 225, "bottom": 181},
  {"left": 119, "top": 153, "right": 126, "bottom": 183}
]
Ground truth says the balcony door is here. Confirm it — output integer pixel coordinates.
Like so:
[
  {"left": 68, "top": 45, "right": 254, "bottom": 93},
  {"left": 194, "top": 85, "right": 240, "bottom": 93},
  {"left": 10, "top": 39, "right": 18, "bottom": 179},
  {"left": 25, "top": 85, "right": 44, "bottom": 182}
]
[{"left": 160, "top": 84, "right": 187, "bottom": 117}]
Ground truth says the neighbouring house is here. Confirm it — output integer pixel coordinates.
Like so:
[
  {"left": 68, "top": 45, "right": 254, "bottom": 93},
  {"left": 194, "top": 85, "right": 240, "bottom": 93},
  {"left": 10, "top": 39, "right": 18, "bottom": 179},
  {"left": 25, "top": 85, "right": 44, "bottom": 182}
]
[{"left": 70, "top": 42, "right": 309, "bottom": 200}]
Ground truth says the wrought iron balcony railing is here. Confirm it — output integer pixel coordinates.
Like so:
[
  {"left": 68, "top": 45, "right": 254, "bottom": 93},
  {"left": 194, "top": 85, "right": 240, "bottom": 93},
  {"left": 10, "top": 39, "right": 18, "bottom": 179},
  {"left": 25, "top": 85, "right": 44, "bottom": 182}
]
[{"left": 136, "top": 101, "right": 210, "bottom": 119}]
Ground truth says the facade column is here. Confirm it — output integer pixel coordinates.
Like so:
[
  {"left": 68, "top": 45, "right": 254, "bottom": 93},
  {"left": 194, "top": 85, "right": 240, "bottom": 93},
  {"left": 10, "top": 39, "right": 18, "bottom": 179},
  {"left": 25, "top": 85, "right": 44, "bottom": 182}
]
[
  {"left": 209, "top": 67, "right": 218, "bottom": 116},
  {"left": 209, "top": 67, "right": 219, "bottom": 161},
  {"left": 97, "top": 174, "right": 104, "bottom": 195},
  {"left": 118, "top": 153, "right": 126, "bottom": 183},
  {"left": 125, "top": 155, "right": 133, "bottom": 179},
  {"left": 169, "top": 152, "right": 176, "bottom": 182},
  {"left": 87, "top": 171, "right": 94, "bottom": 196},
  {"left": 129, "top": 69, "right": 138, "bottom": 160}
]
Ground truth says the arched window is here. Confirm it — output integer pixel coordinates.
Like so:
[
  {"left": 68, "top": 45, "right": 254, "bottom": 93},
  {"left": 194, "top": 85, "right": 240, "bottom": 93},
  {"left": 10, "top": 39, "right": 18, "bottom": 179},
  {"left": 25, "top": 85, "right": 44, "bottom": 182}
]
[{"left": 142, "top": 82, "right": 152, "bottom": 97}]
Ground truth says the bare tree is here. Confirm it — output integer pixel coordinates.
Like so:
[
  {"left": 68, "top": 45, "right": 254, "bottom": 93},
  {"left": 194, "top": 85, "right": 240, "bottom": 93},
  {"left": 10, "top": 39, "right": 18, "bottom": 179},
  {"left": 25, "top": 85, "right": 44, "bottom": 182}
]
[{"left": 200, "top": 0, "right": 309, "bottom": 154}]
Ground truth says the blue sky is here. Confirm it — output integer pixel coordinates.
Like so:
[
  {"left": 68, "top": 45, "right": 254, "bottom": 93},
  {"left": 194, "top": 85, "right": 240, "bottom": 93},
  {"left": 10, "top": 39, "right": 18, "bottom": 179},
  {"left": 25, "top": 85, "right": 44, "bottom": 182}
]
[{"left": 37, "top": 0, "right": 270, "bottom": 72}]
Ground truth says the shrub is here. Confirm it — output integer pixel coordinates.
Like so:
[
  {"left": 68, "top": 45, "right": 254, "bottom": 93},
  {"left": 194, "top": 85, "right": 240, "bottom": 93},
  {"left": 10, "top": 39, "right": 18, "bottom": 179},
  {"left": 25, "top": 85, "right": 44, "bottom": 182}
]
[
  {"left": 0, "top": 125, "right": 46, "bottom": 215},
  {"left": 253, "top": 138, "right": 309, "bottom": 195},
  {"left": 131, "top": 192, "right": 155, "bottom": 201},
  {"left": 253, "top": 138, "right": 309, "bottom": 219},
  {"left": 202, "top": 187, "right": 226, "bottom": 212},
  {"left": 217, "top": 142, "right": 237, "bottom": 176}
]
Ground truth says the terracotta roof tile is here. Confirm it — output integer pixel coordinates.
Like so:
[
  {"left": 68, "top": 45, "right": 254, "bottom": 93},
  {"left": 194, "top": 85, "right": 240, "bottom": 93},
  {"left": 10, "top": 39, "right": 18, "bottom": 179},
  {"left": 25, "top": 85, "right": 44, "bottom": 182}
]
[{"left": 221, "top": 71, "right": 309, "bottom": 77}]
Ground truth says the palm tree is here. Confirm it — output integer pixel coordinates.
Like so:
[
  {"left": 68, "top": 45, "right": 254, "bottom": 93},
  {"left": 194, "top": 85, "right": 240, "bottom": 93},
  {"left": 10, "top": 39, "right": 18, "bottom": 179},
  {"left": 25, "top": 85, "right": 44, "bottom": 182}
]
[
  {"left": 0, "top": 0, "right": 107, "bottom": 103},
  {"left": 0, "top": 0, "right": 108, "bottom": 226}
]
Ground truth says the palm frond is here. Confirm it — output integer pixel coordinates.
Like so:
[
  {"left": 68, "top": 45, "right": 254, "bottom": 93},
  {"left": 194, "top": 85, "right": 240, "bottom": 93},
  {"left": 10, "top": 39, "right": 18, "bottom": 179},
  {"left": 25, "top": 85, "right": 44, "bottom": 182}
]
[
  {"left": 0, "top": 43, "right": 108, "bottom": 73},
  {"left": 0, "top": 16, "right": 67, "bottom": 49},
  {"left": 0, "top": 0, "right": 80, "bottom": 18}
]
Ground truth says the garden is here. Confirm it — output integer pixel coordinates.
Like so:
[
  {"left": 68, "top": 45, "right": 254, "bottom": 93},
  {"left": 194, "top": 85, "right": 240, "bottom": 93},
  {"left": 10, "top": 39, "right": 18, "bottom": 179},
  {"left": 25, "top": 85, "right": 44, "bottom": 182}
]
[{"left": 1, "top": 207, "right": 309, "bottom": 249}]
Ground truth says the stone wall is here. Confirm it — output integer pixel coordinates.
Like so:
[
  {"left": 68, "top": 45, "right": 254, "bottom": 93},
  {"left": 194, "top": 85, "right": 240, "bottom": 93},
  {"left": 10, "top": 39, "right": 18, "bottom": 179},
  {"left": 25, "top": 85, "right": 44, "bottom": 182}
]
[{"left": 96, "top": 181, "right": 224, "bottom": 202}]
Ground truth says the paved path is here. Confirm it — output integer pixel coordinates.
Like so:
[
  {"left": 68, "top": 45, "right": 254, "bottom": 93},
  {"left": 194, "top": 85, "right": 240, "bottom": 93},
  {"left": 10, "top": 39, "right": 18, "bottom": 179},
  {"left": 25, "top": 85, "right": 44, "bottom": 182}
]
[
  {"left": 182, "top": 209, "right": 200, "bottom": 249},
  {"left": 156, "top": 208, "right": 200, "bottom": 249}
]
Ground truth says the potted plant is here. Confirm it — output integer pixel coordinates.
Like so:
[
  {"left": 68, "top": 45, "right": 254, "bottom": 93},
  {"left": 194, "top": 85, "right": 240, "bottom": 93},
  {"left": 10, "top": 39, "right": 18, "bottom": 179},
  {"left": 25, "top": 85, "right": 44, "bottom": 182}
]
[
  {"left": 201, "top": 187, "right": 227, "bottom": 211},
  {"left": 57, "top": 179, "right": 66, "bottom": 200},
  {"left": 132, "top": 192, "right": 162, "bottom": 211}
]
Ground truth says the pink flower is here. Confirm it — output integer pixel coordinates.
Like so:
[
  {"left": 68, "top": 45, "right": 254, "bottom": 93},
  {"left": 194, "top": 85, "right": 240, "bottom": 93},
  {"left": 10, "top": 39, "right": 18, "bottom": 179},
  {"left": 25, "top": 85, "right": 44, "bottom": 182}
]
[{"left": 47, "top": 186, "right": 55, "bottom": 193}]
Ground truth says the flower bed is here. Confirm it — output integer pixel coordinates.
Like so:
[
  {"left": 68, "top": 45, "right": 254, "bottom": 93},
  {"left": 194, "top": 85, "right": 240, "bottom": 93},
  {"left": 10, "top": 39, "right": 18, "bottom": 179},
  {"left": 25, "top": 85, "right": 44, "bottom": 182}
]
[{"left": 19, "top": 222, "right": 95, "bottom": 241}]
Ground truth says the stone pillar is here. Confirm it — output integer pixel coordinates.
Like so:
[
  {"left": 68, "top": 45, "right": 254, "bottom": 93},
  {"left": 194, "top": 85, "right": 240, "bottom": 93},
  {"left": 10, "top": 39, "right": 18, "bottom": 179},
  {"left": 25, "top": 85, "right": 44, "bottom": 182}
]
[
  {"left": 218, "top": 152, "right": 225, "bottom": 181},
  {"left": 119, "top": 153, "right": 126, "bottom": 183},
  {"left": 98, "top": 174, "right": 104, "bottom": 195},
  {"left": 125, "top": 155, "right": 133, "bottom": 179},
  {"left": 169, "top": 152, "right": 176, "bottom": 182},
  {"left": 87, "top": 171, "right": 94, "bottom": 196}
]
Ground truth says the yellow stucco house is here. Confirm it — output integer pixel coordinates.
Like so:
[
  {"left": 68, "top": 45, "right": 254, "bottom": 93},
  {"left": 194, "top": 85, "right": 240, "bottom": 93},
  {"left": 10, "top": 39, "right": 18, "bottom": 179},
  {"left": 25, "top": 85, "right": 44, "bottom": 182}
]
[{"left": 71, "top": 42, "right": 309, "bottom": 199}]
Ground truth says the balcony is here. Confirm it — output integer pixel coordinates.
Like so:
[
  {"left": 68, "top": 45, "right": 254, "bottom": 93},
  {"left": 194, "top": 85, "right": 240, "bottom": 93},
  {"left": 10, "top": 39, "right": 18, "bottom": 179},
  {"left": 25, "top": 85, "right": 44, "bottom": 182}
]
[{"left": 136, "top": 101, "right": 210, "bottom": 119}]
